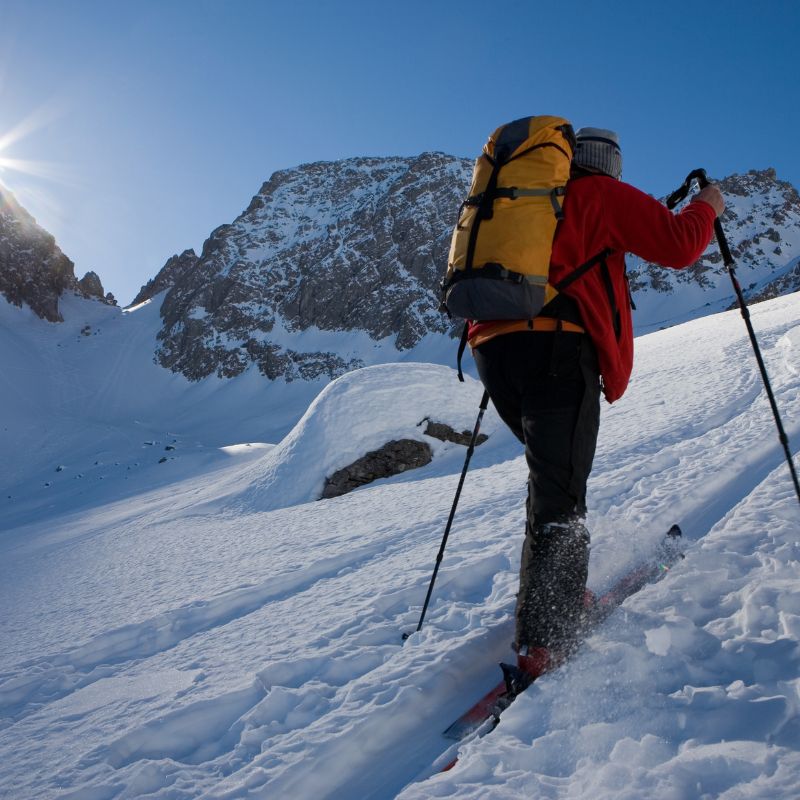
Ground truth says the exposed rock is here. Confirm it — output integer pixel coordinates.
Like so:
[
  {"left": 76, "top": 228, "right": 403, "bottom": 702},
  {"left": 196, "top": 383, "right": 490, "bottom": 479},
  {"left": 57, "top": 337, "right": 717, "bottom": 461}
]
[
  {"left": 77, "top": 271, "right": 115, "bottom": 305},
  {"left": 149, "top": 153, "right": 469, "bottom": 381},
  {"left": 0, "top": 185, "right": 78, "bottom": 321},
  {"left": 0, "top": 185, "right": 114, "bottom": 319},
  {"left": 320, "top": 438, "right": 433, "bottom": 499},
  {"left": 77, "top": 271, "right": 106, "bottom": 300},
  {"left": 745, "top": 259, "right": 800, "bottom": 304},
  {"left": 130, "top": 249, "right": 199, "bottom": 307},
  {"left": 422, "top": 419, "right": 488, "bottom": 447}
]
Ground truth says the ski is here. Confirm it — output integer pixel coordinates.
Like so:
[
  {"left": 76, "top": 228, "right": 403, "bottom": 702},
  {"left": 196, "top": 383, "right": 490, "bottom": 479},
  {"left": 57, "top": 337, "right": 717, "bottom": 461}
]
[{"left": 438, "top": 524, "right": 684, "bottom": 767}]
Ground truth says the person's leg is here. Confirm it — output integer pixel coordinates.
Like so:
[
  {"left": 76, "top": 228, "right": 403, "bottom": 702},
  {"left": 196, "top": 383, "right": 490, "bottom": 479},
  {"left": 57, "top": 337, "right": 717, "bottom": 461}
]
[
  {"left": 474, "top": 332, "right": 601, "bottom": 655},
  {"left": 472, "top": 337, "right": 526, "bottom": 445},
  {"left": 515, "top": 515, "right": 590, "bottom": 654},
  {"left": 515, "top": 334, "right": 601, "bottom": 654}
]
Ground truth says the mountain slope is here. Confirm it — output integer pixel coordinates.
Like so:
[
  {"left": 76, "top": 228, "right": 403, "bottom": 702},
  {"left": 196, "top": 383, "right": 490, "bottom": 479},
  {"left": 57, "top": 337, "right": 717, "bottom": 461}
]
[
  {"left": 0, "top": 291, "right": 798, "bottom": 800},
  {"left": 4, "top": 160, "right": 799, "bottom": 380}
]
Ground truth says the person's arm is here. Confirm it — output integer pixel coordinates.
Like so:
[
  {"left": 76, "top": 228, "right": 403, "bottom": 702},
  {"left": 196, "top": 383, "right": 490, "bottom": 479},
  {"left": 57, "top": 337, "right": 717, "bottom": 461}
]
[{"left": 602, "top": 179, "right": 719, "bottom": 268}]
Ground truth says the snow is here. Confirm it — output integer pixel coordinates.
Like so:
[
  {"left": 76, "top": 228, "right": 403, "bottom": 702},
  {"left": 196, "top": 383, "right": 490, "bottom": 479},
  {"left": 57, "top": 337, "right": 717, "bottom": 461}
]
[{"left": 0, "top": 291, "right": 799, "bottom": 799}]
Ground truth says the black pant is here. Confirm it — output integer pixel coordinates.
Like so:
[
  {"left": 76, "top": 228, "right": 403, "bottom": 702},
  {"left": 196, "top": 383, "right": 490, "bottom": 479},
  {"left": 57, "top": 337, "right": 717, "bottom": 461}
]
[{"left": 473, "top": 330, "right": 601, "bottom": 651}]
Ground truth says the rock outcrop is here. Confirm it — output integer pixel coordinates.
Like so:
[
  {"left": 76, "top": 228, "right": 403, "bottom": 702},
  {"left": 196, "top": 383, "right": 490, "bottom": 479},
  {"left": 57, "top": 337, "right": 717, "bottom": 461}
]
[
  {"left": 319, "top": 416, "right": 490, "bottom": 499},
  {"left": 129, "top": 249, "right": 199, "bottom": 307},
  {"left": 421, "top": 419, "right": 488, "bottom": 447},
  {"left": 0, "top": 185, "right": 114, "bottom": 320},
  {"left": 321, "top": 439, "right": 433, "bottom": 499}
]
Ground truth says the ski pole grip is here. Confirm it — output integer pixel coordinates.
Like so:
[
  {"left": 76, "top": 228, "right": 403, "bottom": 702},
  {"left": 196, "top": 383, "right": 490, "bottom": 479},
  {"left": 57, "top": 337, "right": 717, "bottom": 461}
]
[
  {"left": 667, "top": 169, "right": 734, "bottom": 266},
  {"left": 693, "top": 170, "right": 735, "bottom": 266},
  {"left": 665, "top": 169, "right": 708, "bottom": 209}
]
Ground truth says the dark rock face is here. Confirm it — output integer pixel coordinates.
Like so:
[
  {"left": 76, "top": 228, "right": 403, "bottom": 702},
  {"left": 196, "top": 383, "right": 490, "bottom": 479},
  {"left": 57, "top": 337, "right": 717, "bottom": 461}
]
[
  {"left": 321, "top": 439, "right": 433, "bottom": 499},
  {"left": 0, "top": 186, "right": 113, "bottom": 319},
  {"left": 747, "top": 259, "right": 800, "bottom": 303},
  {"left": 145, "top": 153, "right": 471, "bottom": 381},
  {"left": 129, "top": 249, "right": 199, "bottom": 307},
  {"left": 0, "top": 186, "right": 78, "bottom": 321},
  {"left": 422, "top": 419, "right": 488, "bottom": 447},
  {"left": 78, "top": 270, "right": 114, "bottom": 304}
]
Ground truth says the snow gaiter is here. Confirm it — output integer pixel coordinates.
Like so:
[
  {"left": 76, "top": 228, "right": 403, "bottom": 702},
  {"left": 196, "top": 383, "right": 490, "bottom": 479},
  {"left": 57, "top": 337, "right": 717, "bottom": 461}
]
[{"left": 514, "top": 515, "right": 590, "bottom": 654}]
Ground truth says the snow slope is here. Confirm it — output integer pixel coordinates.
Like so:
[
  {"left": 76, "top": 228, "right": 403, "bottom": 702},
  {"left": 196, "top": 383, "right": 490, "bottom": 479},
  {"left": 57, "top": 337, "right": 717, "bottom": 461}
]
[{"left": 0, "top": 292, "right": 799, "bottom": 799}]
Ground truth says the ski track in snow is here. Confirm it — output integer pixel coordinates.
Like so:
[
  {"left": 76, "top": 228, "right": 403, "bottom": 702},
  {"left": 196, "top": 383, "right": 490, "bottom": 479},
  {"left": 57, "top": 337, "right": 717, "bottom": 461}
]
[
  {"left": 0, "top": 540, "right": 401, "bottom": 722},
  {"left": 0, "top": 293, "right": 799, "bottom": 799}
]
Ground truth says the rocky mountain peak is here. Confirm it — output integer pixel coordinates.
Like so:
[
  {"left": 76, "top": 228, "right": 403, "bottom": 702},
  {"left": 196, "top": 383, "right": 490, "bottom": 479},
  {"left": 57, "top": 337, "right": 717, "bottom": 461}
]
[
  {"left": 0, "top": 185, "right": 77, "bottom": 321},
  {"left": 129, "top": 249, "right": 199, "bottom": 307},
  {"left": 718, "top": 167, "right": 795, "bottom": 199},
  {"left": 78, "top": 270, "right": 116, "bottom": 306},
  {"left": 146, "top": 152, "right": 471, "bottom": 381}
]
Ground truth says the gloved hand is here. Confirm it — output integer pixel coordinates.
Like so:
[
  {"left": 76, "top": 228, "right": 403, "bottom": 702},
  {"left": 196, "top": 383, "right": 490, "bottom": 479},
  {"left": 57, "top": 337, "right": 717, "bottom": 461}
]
[{"left": 694, "top": 184, "right": 725, "bottom": 217}]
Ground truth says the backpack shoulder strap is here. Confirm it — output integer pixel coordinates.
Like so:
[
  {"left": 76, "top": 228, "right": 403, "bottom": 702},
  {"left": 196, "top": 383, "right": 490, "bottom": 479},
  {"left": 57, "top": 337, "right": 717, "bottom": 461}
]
[
  {"left": 554, "top": 248, "right": 629, "bottom": 340},
  {"left": 553, "top": 247, "right": 613, "bottom": 292},
  {"left": 456, "top": 321, "right": 470, "bottom": 382}
]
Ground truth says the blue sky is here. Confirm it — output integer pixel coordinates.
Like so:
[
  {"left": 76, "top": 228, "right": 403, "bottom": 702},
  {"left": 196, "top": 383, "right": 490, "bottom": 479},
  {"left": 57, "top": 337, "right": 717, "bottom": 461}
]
[{"left": 1, "top": 0, "right": 798, "bottom": 305}]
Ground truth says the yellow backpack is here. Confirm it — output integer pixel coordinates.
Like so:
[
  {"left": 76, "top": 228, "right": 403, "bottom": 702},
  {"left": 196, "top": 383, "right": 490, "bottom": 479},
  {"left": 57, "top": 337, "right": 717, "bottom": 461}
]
[{"left": 440, "top": 115, "right": 575, "bottom": 321}]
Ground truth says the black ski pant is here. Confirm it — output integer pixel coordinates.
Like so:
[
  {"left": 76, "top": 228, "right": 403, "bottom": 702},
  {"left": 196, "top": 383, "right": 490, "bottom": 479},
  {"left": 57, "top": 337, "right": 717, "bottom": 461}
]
[{"left": 473, "top": 330, "right": 601, "bottom": 652}]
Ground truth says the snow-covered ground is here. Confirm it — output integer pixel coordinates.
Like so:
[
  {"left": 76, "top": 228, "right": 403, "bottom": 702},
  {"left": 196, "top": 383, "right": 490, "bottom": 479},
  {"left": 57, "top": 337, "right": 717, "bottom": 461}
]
[{"left": 1, "top": 291, "right": 799, "bottom": 799}]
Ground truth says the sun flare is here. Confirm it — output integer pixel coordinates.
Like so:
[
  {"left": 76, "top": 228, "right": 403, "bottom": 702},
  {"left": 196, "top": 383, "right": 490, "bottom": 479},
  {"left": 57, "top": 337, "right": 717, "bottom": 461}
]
[
  {"left": 0, "top": 99, "right": 68, "bottom": 185},
  {"left": 0, "top": 154, "right": 60, "bottom": 179}
]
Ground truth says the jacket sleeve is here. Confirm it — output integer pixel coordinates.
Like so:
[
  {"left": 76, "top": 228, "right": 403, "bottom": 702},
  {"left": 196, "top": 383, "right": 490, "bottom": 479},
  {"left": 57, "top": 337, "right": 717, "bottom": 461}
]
[{"left": 602, "top": 179, "right": 717, "bottom": 268}]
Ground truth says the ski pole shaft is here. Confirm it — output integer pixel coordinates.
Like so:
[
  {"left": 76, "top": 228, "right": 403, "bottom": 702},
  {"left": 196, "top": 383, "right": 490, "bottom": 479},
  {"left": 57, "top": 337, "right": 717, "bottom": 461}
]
[
  {"left": 668, "top": 170, "right": 800, "bottom": 507},
  {"left": 403, "top": 390, "right": 490, "bottom": 639}
]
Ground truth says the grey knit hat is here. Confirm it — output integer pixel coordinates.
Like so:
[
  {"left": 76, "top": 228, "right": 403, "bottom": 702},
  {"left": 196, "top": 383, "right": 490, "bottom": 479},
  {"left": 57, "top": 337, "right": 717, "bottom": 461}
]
[{"left": 574, "top": 127, "right": 622, "bottom": 180}]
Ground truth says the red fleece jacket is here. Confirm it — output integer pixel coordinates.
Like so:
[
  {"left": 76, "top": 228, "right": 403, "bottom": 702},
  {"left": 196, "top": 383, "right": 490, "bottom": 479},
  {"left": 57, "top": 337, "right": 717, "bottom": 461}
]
[{"left": 469, "top": 175, "right": 717, "bottom": 402}]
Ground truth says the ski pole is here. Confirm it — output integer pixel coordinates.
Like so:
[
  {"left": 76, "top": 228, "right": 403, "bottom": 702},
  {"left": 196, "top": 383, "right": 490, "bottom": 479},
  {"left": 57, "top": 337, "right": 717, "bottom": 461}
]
[
  {"left": 403, "top": 389, "right": 491, "bottom": 640},
  {"left": 667, "top": 169, "right": 800, "bottom": 507}
]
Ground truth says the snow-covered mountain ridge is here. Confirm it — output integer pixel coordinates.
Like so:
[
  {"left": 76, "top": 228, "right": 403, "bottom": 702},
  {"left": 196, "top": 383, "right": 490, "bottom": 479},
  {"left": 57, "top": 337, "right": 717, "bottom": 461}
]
[
  {"left": 2, "top": 157, "right": 799, "bottom": 387},
  {"left": 138, "top": 158, "right": 800, "bottom": 382},
  {"left": 136, "top": 153, "right": 469, "bottom": 381}
]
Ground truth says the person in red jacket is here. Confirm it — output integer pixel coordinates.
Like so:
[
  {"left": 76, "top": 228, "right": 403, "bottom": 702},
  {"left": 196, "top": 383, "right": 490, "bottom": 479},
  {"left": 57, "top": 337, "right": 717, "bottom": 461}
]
[{"left": 469, "top": 127, "right": 724, "bottom": 685}]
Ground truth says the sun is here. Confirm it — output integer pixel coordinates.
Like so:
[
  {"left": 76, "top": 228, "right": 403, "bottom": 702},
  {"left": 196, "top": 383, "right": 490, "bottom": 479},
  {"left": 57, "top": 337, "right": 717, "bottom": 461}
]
[{"left": 0, "top": 100, "right": 67, "bottom": 186}]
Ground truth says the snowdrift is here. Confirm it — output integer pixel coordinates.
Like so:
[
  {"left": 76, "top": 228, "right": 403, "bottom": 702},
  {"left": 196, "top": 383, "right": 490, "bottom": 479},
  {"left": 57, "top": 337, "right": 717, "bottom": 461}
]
[{"left": 226, "top": 362, "right": 502, "bottom": 513}]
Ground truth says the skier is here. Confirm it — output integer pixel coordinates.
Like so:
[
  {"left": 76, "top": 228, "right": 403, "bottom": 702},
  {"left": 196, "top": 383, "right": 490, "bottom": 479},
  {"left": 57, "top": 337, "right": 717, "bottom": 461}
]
[{"left": 467, "top": 128, "right": 724, "bottom": 683}]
